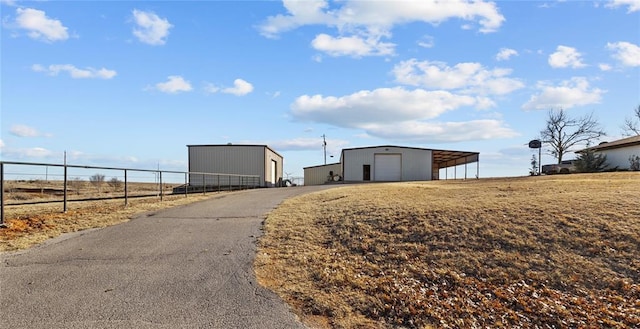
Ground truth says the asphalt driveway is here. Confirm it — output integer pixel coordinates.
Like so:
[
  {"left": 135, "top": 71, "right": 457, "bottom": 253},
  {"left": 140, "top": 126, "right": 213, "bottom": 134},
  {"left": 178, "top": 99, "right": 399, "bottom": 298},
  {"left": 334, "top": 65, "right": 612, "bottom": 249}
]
[{"left": 0, "top": 186, "right": 334, "bottom": 329}]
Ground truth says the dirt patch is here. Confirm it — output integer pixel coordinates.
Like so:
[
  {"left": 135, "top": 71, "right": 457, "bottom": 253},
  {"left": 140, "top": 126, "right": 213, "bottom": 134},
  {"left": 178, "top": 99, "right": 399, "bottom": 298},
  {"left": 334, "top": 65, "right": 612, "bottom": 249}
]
[{"left": 255, "top": 173, "right": 640, "bottom": 328}]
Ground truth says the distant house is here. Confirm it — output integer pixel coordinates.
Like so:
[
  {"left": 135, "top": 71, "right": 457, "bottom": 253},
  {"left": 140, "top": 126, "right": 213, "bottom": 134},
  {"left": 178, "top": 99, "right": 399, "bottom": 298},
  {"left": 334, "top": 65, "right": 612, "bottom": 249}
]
[
  {"left": 304, "top": 145, "right": 479, "bottom": 185},
  {"left": 187, "top": 144, "right": 283, "bottom": 187},
  {"left": 577, "top": 135, "right": 640, "bottom": 170}
]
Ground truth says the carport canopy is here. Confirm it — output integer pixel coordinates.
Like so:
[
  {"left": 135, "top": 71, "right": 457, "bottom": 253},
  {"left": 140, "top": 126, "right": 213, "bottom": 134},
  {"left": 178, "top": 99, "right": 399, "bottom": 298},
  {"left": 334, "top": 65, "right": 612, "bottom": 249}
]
[{"left": 432, "top": 150, "right": 479, "bottom": 169}]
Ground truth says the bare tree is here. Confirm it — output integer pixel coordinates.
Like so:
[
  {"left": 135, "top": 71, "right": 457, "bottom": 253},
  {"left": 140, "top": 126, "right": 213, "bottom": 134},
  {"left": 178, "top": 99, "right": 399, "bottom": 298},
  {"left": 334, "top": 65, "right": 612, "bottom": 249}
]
[
  {"left": 622, "top": 105, "right": 640, "bottom": 136},
  {"left": 89, "top": 173, "right": 106, "bottom": 192},
  {"left": 108, "top": 177, "right": 122, "bottom": 191},
  {"left": 68, "top": 177, "right": 84, "bottom": 195},
  {"left": 540, "top": 109, "right": 606, "bottom": 164}
]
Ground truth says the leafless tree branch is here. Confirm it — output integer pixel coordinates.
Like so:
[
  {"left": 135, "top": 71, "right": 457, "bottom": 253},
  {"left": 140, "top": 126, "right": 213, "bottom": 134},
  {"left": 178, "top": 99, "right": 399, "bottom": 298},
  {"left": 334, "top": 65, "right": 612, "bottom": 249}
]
[
  {"left": 540, "top": 109, "right": 606, "bottom": 164},
  {"left": 621, "top": 105, "right": 640, "bottom": 136}
]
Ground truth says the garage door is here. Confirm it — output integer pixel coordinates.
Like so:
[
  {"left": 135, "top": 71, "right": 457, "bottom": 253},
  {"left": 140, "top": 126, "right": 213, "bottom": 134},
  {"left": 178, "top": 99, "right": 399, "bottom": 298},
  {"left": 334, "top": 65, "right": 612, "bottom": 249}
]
[{"left": 374, "top": 154, "right": 401, "bottom": 181}]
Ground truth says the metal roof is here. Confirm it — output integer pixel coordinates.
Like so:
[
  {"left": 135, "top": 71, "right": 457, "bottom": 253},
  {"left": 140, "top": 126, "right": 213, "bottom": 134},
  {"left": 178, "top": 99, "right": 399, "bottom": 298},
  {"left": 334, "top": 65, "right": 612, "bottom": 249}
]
[
  {"left": 577, "top": 135, "right": 640, "bottom": 152},
  {"left": 303, "top": 162, "right": 341, "bottom": 170}
]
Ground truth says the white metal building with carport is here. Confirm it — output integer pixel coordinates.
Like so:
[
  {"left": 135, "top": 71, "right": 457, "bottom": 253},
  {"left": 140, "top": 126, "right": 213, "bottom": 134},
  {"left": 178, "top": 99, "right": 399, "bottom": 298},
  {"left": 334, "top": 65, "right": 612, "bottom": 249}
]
[
  {"left": 303, "top": 145, "right": 480, "bottom": 185},
  {"left": 187, "top": 144, "right": 283, "bottom": 187}
]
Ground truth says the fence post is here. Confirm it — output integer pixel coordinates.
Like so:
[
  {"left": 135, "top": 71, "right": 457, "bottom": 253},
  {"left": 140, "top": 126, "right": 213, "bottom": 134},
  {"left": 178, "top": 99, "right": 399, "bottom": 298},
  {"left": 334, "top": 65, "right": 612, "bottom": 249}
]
[
  {"left": 124, "top": 169, "right": 128, "bottom": 207},
  {"left": 202, "top": 174, "right": 206, "bottom": 195},
  {"left": 184, "top": 172, "right": 188, "bottom": 197},
  {"left": 0, "top": 163, "right": 5, "bottom": 228},
  {"left": 63, "top": 162, "right": 68, "bottom": 213},
  {"left": 159, "top": 171, "right": 163, "bottom": 202}
]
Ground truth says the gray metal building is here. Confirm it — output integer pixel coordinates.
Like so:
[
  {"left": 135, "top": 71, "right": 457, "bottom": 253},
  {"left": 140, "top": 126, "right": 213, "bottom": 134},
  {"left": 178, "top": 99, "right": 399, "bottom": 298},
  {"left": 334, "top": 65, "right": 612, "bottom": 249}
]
[
  {"left": 188, "top": 144, "right": 283, "bottom": 187},
  {"left": 304, "top": 145, "right": 479, "bottom": 185},
  {"left": 303, "top": 163, "right": 342, "bottom": 186}
]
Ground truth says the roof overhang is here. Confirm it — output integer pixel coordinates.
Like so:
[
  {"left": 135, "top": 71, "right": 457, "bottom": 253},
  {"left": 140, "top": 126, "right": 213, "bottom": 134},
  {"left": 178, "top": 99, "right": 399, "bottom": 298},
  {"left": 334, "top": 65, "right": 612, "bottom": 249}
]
[{"left": 432, "top": 150, "right": 479, "bottom": 169}]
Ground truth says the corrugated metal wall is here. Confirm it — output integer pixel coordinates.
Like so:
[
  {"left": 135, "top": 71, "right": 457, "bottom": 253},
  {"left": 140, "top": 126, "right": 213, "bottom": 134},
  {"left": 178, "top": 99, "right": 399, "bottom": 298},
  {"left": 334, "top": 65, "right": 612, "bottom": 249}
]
[
  {"left": 304, "top": 163, "right": 341, "bottom": 186},
  {"left": 188, "top": 145, "right": 275, "bottom": 187},
  {"left": 343, "top": 146, "right": 432, "bottom": 182},
  {"left": 401, "top": 148, "right": 432, "bottom": 181}
]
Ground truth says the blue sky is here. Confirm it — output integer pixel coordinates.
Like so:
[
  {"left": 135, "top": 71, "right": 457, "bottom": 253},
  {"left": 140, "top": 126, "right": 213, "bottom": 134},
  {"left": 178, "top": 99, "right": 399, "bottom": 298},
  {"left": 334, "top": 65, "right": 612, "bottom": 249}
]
[{"left": 1, "top": 0, "right": 639, "bottom": 180}]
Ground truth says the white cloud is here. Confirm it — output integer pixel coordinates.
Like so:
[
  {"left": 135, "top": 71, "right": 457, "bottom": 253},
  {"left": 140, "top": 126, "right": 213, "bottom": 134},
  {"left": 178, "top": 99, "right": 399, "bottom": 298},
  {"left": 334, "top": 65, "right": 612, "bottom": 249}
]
[
  {"left": 203, "top": 83, "right": 220, "bottom": 94},
  {"left": 311, "top": 33, "right": 395, "bottom": 57},
  {"left": 23, "top": 147, "right": 53, "bottom": 158},
  {"left": 598, "top": 63, "right": 612, "bottom": 71},
  {"left": 392, "top": 59, "right": 524, "bottom": 96},
  {"left": 132, "top": 9, "right": 172, "bottom": 45},
  {"left": 223, "top": 79, "right": 254, "bottom": 96},
  {"left": 259, "top": 0, "right": 504, "bottom": 57},
  {"left": 14, "top": 8, "right": 69, "bottom": 42},
  {"left": 258, "top": 0, "right": 333, "bottom": 37},
  {"left": 606, "top": 41, "right": 640, "bottom": 67},
  {"left": 10, "top": 124, "right": 41, "bottom": 137},
  {"left": 0, "top": 145, "right": 57, "bottom": 160},
  {"left": 417, "top": 35, "right": 435, "bottom": 48},
  {"left": 32, "top": 64, "right": 117, "bottom": 79},
  {"left": 363, "top": 120, "right": 518, "bottom": 143},
  {"left": 522, "top": 77, "right": 605, "bottom": 110},
  {"left": 548, "top": 45, "right": 586, "bottom": 68},
  {"left": 0, "top": 139, "right": 4, "bottom": 149},
  {"left": 606, "top": 0, "right": 640, "bottom": 12},
  {"left": 291, "top": 87, "right": 478, "bottom": 127},
  {"left": 206, "top": 79, "right": 254, "bottom": 96},
  {"left": 496, "top": 48, "right": 518, "bottom": 61},
  {"left": 155, "top": 76, "right": 192, "bottom": 94},
  {"left": 260, "top": 0, "right": 504, "bottom": 36}
]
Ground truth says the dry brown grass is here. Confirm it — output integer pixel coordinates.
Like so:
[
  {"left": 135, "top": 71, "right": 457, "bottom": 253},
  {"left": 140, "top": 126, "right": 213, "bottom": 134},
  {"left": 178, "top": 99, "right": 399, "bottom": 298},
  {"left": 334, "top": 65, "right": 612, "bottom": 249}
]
[
  {"left": 255, "top": 172, "right": 640, "bottom": 328},
  {"left": 1, "top": 193, "right": 217, "bottom": 252},
  {"left": 3, "top": 180, "right": 175, "bottom": 204}
]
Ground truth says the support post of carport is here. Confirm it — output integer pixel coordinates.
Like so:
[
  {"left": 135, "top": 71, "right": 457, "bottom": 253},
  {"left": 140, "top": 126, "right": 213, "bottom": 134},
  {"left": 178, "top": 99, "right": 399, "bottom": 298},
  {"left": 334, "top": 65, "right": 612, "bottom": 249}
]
[
  {"left": 477, "top": 156, "right": 480, "bottom": 179},
  {"left": 465, "top": 156, "right": 468, "bottom": 180}
]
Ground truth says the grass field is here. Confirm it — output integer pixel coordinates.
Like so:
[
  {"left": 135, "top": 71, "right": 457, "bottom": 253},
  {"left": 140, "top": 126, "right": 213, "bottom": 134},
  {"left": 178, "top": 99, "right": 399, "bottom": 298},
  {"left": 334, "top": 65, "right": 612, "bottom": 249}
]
[{"left": 255, "top": 173, "right": 640, "bottom": 328}]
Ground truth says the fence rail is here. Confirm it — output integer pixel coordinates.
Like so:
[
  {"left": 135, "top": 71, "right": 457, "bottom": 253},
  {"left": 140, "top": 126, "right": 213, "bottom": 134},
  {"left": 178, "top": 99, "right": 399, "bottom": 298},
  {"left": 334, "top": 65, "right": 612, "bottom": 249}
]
[{"left": 0, "top": 161, "right": 261, "bottom": 227}]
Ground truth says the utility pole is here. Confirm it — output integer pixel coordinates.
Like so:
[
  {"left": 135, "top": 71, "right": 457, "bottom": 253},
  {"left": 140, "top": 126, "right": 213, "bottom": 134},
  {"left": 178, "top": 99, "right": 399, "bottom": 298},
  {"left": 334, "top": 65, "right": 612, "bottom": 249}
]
[{"left": 322, "top": 134, "right": 327, "bottom": 165}]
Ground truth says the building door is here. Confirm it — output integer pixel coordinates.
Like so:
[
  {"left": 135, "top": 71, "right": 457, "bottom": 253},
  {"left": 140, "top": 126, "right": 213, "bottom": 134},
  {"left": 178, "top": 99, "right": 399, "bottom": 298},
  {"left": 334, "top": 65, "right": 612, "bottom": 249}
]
[
  {"left": 374, "top": 154, "right": 401, "bottom": 181},
  {"left": 271, "top": 159, "right": 277, "bottom": 186},
  {"left": 363, "top": 165, "right": 371, "bottom": 181}
]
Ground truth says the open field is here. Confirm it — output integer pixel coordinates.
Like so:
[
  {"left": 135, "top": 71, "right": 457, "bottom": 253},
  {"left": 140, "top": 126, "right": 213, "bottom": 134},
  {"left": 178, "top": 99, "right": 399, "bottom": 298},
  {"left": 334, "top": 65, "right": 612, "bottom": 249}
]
[{"left": 255, "top": 173, "right": 640, "bottom": 328}]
